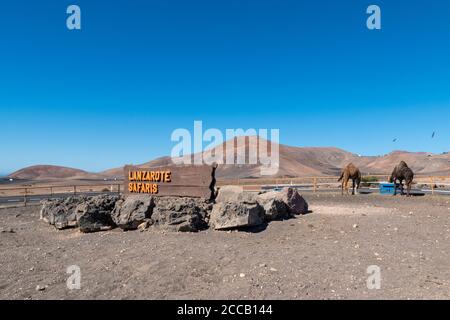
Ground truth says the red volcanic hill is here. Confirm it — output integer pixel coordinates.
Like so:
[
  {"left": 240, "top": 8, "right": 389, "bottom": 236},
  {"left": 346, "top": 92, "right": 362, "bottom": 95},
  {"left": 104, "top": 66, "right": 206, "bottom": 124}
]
[
  {"left": 7, "top": 138, "right": 450, "bottom": 180},
  {"left": 8, "top": 165, "right": 104, "bottom": 180},
  {"left": 353, "top": 150, "right": 450, "bottom": 176},
  {"left": 101, "top": 138, "right": 450, "bottom": 179}
]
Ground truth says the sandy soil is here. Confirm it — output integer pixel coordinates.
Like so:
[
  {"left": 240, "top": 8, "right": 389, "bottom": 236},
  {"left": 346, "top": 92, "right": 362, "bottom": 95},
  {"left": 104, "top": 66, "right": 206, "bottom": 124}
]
[{"left": 1, "top": 193, "right": 449, "bottom": 300}]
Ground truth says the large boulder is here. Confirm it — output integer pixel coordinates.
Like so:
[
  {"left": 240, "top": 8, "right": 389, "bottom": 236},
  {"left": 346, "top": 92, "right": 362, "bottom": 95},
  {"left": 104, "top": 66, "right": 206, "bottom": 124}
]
[
  {"left": 256, "top": 192, "right": 290, "bottom": 221},
  {"left": 151, "top": 197, "right": 210, "bottom": 232},
  {"left": 75, "top": 195, "right": 118, "bottom": 233},
  {"left": 40, "top": 196, "right": 87, "bottom": 229},
  {"left": 215, "top": 186, "right": 306, "bottom": 223},
  {"left": 277, "top": 188, "right": 308, "bottom": 215},
  {"left": 215, "top": 185, "right": 257, "bottom": 203},
  {"left": 209, "top": 201, "right": 265, "bottom": 230},
  {"left": 257, "top": 188, "right": 308, "bottom": 217},
  {"left": 111, "top": 195, "right": 155, "bottom": 230}
]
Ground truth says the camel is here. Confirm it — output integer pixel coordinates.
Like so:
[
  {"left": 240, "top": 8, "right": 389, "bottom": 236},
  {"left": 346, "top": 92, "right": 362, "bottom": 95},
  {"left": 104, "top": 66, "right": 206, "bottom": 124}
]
[
  {"left": 389, "top": 161, "right": 414, "bottom": 196},
  {"left": 338, "top": 163, "right": 361, "bottom": 195}
]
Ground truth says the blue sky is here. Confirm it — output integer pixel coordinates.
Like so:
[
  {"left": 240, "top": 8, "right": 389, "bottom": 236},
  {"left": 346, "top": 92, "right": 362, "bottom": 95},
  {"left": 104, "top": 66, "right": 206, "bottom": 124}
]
[{"left": 0, "top": 0, "right": 449, "bottom": 174}]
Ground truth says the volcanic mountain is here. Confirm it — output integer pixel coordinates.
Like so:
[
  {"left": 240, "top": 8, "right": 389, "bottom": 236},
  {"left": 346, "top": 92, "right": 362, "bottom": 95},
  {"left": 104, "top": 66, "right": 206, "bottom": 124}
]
[
  {"left": 8, "top": 165, "right": 105, "bottom": 181},
  {"left": 101, "top": 137, "right": 450, "bottom": 179},
  {"left": 7, "top": 138, "right": 450, "bottom": 180}
]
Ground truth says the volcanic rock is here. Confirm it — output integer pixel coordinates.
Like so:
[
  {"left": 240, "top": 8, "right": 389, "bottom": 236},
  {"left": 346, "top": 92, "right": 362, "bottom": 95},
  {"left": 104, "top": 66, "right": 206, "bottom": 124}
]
[
  {"left": 151, "top": 197, "right": 210, "bottom": 232},
  {"left": 257, "top": 192, "right": 290, "bottom": 221},
  {"left": 111, "top": 195, "right": 155, "bottom": 230},
  {"left": 75, "top": 195, "right": 118, "bottom": 233},
  {"left": 40, "top": 196, "right": 86, "bottom": 229},
  {"left": 215, "top": 185, "right": 257, "bottom": 203},
  {"left": 209, "top": 200, "right": 265, "bottom": 230},
  {"left": 273, "top": 187, "right": 308, "bottom": 215}
]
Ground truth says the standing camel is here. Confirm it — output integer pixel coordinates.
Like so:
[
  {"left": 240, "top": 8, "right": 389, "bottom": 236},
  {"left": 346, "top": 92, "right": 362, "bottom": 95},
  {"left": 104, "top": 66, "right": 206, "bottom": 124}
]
[
  {"left": 338, "top": 163, "right": 361, "bottom": 195},
  {"left": 389, "top": 161, "right": 414, "bottom": 196}
]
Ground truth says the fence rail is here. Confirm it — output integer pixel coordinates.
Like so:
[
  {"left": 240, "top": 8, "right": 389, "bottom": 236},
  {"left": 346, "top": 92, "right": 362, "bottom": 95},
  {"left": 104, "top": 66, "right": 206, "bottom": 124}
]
[
  {"left": 0, "top": 184, "right": 122, "bottom": 208},
  {"left": 217, "top": 175, "right": 450, "bottom": 195},
  {"left": 1, "top": 175, "right": 449, "bottom": 208}
]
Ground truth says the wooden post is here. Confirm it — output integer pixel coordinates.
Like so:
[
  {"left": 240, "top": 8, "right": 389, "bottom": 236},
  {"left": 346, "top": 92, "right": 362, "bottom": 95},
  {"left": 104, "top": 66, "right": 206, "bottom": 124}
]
[
  {"left": 50, "top": 186, "right": 53, "bottom": 196},
  {"left": 313, "top": 178, "right": 317, "bottom": 193},
  {"left": 431, "top": 177, "right": 435, "bottom": 195},
  {"left": 73, "top": 186, "right": 77, "bottom": 195},
  {"left": 118, "top": 184, "right": 121, "bottom": 194},
  {"left": 24, "top": 188, "right": 27, "bottom": 207}
]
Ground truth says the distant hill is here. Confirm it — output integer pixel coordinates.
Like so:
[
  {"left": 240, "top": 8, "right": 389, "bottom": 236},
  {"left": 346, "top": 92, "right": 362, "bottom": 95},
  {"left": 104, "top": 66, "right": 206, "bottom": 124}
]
[
  {"left": 8, "top": 165, "right": 104, "bottom": 180},
  {"left": 101, "top": 137, "right": 450, "bottom": 179},
  {"left": 352, "top": 150, "right": 450, "bottom": 176},
  {"left": 7, "top": 138, "right": 450, "bottom": 180}
]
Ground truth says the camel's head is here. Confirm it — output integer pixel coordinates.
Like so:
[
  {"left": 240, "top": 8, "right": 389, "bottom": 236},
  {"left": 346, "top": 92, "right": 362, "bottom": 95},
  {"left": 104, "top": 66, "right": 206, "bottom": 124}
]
[
  {"left": 388, "top": 175, "right": 394, "bottom": 183},
  {"left": 399, "top": 161, "right": 408, "bottom": 168}
]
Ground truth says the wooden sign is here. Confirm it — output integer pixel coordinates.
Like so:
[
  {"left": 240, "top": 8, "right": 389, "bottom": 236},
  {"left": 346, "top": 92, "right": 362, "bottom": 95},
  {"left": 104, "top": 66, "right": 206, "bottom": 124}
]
[{"left": 124, "top": 164, "right": 217, "bottom": 199}]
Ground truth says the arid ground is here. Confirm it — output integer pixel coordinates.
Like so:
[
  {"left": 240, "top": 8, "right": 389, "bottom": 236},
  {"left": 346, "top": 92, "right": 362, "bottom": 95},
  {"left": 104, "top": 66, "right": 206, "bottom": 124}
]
[{"left": 1, "top": 193, "right": 449, "bottom": 300}]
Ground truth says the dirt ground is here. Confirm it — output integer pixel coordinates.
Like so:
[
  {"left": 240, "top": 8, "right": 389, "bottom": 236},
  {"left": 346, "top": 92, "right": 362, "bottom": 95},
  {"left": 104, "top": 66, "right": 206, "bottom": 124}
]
[{"left": 1, "top": 193, "right": 449, "bottom": 300}]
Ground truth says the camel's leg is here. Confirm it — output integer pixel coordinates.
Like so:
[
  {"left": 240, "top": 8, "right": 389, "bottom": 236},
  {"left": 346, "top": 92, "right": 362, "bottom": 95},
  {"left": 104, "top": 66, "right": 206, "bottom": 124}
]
[
  {"left": 345, "top": 177, "right": 350, "bottom": 195},
  {"left": 400, "top": 179, "right": 405, "bottom": 196},
  {"left": 351, "top": 179, "right": 355, "bottom": 195},
  {"left": 341, "top": 173, "right": 348, "bottom": 195},
  {"left": 406, "top": 181, "right": 411, "bottom": 197},
  {"left": 393, "top": 179, "right": 397, "bottom": 196}
]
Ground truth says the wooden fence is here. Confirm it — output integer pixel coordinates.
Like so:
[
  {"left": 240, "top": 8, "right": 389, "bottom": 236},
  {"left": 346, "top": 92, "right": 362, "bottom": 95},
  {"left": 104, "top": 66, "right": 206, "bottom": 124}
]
[
  {"left": 217, "top": 175, "right": 450, "bottom": 194},
  {"left": 0, "top": 184, "right": 122, "bottom": 208},
  {"left": 1, "top": 175, "right": 449, "bottom": 208}
]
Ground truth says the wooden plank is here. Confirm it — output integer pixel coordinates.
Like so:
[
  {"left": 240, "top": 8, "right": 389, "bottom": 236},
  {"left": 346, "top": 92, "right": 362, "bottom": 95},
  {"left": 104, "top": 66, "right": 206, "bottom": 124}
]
[{"left": 123, "top": 164, "right": 217, "bottom": 199}]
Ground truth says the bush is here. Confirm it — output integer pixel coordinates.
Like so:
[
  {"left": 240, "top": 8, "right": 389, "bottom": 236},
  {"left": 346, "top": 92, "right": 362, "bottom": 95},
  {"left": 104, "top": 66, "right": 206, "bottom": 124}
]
[{"left": 361, "top": 176, "right": 378, "bottom": 183}]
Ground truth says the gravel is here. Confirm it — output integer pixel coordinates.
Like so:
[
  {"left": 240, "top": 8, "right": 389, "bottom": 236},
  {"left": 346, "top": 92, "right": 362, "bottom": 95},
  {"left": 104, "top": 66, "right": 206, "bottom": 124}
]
[{"left": 0, "top": 193, "right": 449, "bottom": 299}]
